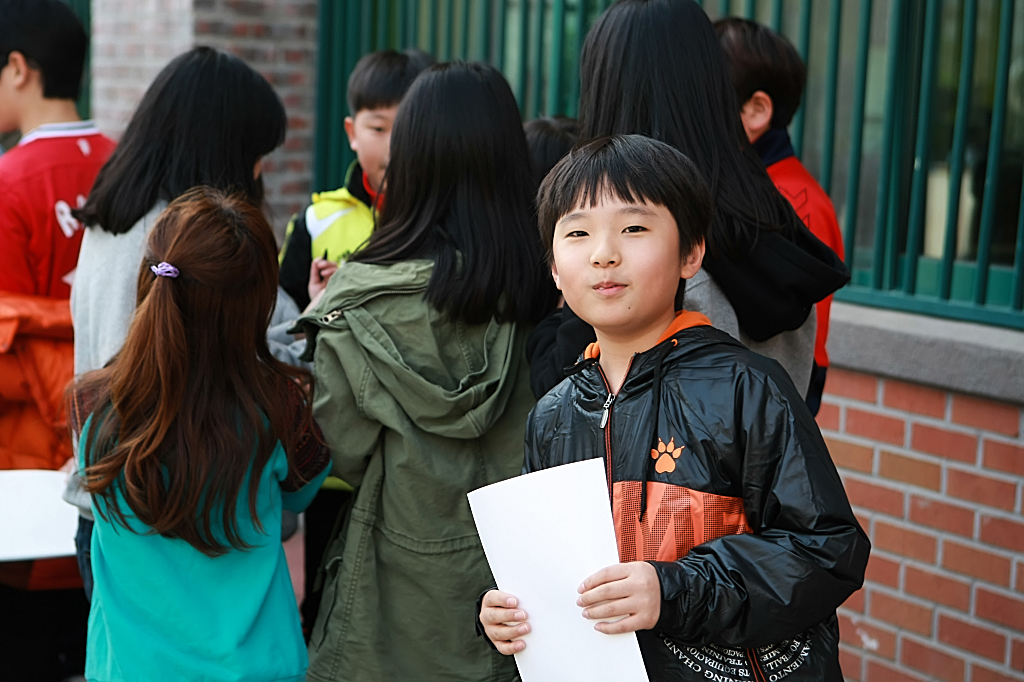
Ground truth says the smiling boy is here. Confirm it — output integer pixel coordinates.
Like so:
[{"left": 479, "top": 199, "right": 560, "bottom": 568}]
[{"left": 479, "top": 136, "right": 868, "bottom": 681}]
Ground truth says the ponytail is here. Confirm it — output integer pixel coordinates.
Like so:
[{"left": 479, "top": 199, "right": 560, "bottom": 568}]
[{"left": 75, "top": 188, "right": 312, "bottom": 556}]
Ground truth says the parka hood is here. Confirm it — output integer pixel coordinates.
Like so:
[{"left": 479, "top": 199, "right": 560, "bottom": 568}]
[{"left": 296, "top": 259, "right": 526, "bottom": 439}]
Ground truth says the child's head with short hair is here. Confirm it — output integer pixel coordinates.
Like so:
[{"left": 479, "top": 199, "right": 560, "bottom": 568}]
[
  {"left": 524, "top": 116, "right": 580, "bottom": 185},
  {"left": 714, "top": 17, "right": 806, "bottom": 144},
  {"left": 345, "top": 48, "right": 435, "bottom": 192},
  {"left": 537, "top": 135, "right": 712, "bottom": 342},
  {"left": 0, "top": 0, "right": 88, "bottom": 133}
]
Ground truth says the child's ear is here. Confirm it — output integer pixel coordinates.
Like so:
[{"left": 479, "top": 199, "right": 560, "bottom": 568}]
[
  {"left": 679, "top": 240, "right": 705, "bottom": 280},
  {"left": 6, "top": 52, "right": 33, "bottom": 90},
  {"left": 550, "top": 259, "right": 563, "bottom": 291},
  {"left": 344, "top": 116, "right": 357, "bottom": 150},
  {"left": 739, "top": 91, "right": 773, "bottom": 144}
]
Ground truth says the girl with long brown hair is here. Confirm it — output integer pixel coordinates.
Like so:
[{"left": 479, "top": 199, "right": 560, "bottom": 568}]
[{"left": 69, "top": 187, "right": 330, "bottom": 682}]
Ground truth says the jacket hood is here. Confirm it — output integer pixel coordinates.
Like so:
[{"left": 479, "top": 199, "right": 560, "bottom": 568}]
[
  {"left": 703, "top": 222, "right": 850, "bottom": 342},
  {"left": 297, "top": 259, "right": 527, "bottom": 439}
]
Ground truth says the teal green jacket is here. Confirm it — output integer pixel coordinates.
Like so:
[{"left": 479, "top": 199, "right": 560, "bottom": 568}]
[{"left": 298, "top": 259, "right": 529, "bottom": 682}]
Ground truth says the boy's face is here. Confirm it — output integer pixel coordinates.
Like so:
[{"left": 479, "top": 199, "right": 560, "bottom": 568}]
[
  {"left": 550, "top": 192, "right": 704, "bottom": 344},
  {"left": 344, "top": 105, "right": 399, "bottom": 194}
]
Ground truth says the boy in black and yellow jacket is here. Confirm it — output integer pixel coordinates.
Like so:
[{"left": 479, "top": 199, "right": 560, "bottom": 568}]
[
  {"left": 479, "top": 136, "right": 868, "bottom": 681},
  {"left": 278, "top": 48, "right": 433, "bottom": 309}
]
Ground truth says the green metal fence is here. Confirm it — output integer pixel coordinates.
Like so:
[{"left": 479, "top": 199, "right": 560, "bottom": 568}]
[{"left": 315, "top": 0, "right": 1024, "bottom": 331}]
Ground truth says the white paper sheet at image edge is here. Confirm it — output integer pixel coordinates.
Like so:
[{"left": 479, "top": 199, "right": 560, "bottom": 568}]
[
  {"left": 468, "top": 458, "right": 649, "bottom": 682},
  {"left": 0, "top": 469, "right": 78, "bottom": 561}
]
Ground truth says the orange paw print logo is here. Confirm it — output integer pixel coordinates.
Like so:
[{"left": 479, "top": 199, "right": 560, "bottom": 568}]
[{"left": 651, "top": 438, "right": 684, "bottom": 474}]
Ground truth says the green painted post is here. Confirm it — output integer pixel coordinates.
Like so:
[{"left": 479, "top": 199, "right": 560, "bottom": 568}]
[
  {"left": 973, "top": 0, "right": 1014, "bottom": 305},
  {"left": 820, "top": 0, "right": 842, "bottom": 194},
  {"left": 790, "top": 0, "right": 812, "bottom": 158},
  {"left": 401, "top": 0, "right": 414, "bottom": 48},
  {"left": 360, "top": 0, "right": 373, "bottom": 55},
  {"left": 529, "top": 0, "right": 545, "bottom": 118},
  {"left": 461, "top": 0, "right": 471, "bottom": 58},
  {"left": 721, "top": 0, "right": 732, "bottom": 16},
  {"left": 567, "top": 0, "right": 588, "bottom": 118},
  {"left": 427, "top": 1, "right": 437, "bottom": 54},
  {"left": 66, "top": 0, "right": 91, "bottom": 118},
  {"left": 871, "top": 0, "right": 905, "bottom": 290},
  {"left": 445, "top": 0, "right": 456, "bottom": 60},
  {"left": 939, "top": 0, "right": 977, "bottom": 301},
  {"left": 742, "top": 0, "right": 755, "bottom": 19},
  {"left": 842, "top": 0, "right": 873, "bottom": 267},
  {"left": 376, "top": 1, "right": 388, "bottom": 49},
  {"left": 496, "top": 0, "right": 509, "bottom": 68},
  {"left": 548, "top": 0, "right": 566, "bottom": 115},
  {"left": 517, "top": 0, "right": 530, "bottom": 109},
  {"left": 478, "top": 0, "right": 493, "bottom": 61},
  {"left": 770, "top": 0, "right": 783, "bottom": 30},
  {"left": 903, "top": 0, "right": 941, "bottom": 294},
  {"left": 1013, "top": 174, "right": 1024, "bottom": 310},
  {"left": 314, "top": 0, "right": 336, "bottom": 190}
]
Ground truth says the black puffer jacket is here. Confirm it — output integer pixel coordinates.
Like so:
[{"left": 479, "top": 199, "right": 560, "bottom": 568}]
[{"left": 525, "top": 321, "right": 869, "bottom": 682}]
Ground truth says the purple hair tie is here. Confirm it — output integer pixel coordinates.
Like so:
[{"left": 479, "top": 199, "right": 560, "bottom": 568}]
[{"left": 150, "top": 262, "right": 180, "bottom": 278}]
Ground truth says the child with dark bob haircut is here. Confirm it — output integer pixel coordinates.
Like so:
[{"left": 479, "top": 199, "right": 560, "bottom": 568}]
[{"left": 480, "top": 135, "right": 868, "bottom": 682}]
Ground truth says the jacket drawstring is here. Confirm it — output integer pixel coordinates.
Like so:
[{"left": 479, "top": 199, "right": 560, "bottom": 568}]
[
  {"left": 640, "top": 340, "right": 674, "bottom": 522},
  {"left": 563, "top": 356, "right": 598, "bottom": 377}
]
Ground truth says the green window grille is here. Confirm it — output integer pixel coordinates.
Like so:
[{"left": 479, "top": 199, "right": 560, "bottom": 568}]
[{"left": 315, "top": 0, "right": 1024, "bottom": 331}]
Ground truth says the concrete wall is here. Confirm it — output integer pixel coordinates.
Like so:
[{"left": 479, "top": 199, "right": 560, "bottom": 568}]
[{"left": 89, "top": 0, "right": 318, "bottom": 237}]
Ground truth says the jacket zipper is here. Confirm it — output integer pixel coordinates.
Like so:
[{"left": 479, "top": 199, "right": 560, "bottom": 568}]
[
  {"left": 318, "top": 287, "right": 427, "bottom": 325},
  {"left": 596, "top": 357, "right": 634, "bottom": 496}
]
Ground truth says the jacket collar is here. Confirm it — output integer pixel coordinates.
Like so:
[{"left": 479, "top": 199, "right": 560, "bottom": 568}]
[
  {"left": 583, "top": 310, "right": 712, "bottom": 360},
  {"left": 752, "top": 128, "right": 795, "bottom": 168}
]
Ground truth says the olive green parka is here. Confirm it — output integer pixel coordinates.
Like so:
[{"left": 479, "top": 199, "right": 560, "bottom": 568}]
[{"left": 298, "top": 259, "right": 528, "bottom": 682}]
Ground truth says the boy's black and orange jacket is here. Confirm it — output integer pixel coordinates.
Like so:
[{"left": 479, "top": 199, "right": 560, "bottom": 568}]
[{"left": 524, "top": 312, "right": 869, "bottom": 682}]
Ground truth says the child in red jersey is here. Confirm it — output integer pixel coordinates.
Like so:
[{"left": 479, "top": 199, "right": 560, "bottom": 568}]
[
  {"left": 0, "top": 0, "right": 116, "bottom": 298},
  {"left": 715, "top": 17, "right": 845, "bottom": 415},
  {"left": 0, "top": 1, "right": 115, "bottom": 679}
]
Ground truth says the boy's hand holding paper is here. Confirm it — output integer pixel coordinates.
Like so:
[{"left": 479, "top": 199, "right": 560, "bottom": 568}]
[
  {"left": 479, "top": 591, "right": 529, "bottom": 654},
  {"left": 577, "top": 562, "right": 661, "bottom": 634},
  {"left": 468, "top": 458, "right": 649, "bottom": 682}
]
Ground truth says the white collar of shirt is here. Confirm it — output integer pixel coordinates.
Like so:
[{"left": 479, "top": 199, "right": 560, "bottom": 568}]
[{"left": 18, "top": 120, "right": 100, "bottom": 146}]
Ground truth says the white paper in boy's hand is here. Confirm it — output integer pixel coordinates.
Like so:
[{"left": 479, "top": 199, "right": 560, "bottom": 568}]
[{"left": 468, "top": 458, "right": 649, "bottom": 682}]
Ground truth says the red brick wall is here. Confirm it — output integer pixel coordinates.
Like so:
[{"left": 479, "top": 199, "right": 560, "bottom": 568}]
[
  {"left": 91, "top": 0, "right": 318, "bottom": 242},
  {"left": 194, "top": 0, "right": 318, "bottom": 238},
  {"left": 818, "top": 368, "right": 1024, "bottom": 682}
]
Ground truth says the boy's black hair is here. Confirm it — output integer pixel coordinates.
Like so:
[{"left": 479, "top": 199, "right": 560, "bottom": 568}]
[
  {"left": 524, "top": 116, "right": 580, "bottom": 185},
  {"left": 0, "top": 0, "right": 88, "bottom": 100},
  {"left": 347, "top": 49, "right": 436, "bottom": 115},
  {"left": 75, "top": 47, "right": 286, "bottom": 235},
  {"left": 714, "top": 17, "right": 806, "bottom": 129},
  {"left": 537, "top": 135, "right": 712, "bottom": 263}
]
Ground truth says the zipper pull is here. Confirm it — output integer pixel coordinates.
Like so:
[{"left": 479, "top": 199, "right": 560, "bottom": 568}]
[
  {"left": 600, "top": 393, "right": 615, "bottom": 429},
  {"left": 319, "top": 308, "right": 343, "bottom": 325}
]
